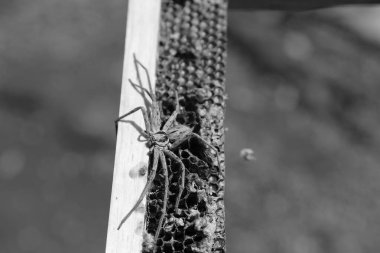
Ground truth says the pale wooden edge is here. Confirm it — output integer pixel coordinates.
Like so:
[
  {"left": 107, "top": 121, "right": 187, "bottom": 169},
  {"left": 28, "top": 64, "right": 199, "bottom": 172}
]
[{"left": 105, "top": 1, "right": 162, "bottom": 253}]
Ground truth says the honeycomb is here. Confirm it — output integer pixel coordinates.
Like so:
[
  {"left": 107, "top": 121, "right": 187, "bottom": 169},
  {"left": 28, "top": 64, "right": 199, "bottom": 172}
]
[{"left": 145, "top": 0, "right": 227, "bottom": 252}]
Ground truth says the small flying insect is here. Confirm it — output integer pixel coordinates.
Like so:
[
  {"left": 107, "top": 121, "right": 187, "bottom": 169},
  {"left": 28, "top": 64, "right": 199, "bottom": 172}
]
[{"left": 115, "top": 54, "right": 220, "bottom": 252}]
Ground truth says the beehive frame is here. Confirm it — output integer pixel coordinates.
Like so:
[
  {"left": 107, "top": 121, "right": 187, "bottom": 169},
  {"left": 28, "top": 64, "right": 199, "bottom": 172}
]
[{"left": 106, "top": 0, "right": 227, "bottom": 252}]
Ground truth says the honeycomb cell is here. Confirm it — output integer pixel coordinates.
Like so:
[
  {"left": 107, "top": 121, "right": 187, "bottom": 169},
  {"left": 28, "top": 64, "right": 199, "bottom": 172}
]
[
  {"left": 173, "top": 241, "right": 184, "bottom": 251},
  {"left": 163, "top": 232, "right": 173, "bottom": 242},
  {"left": 156, "top": 238, "right": 164, "bottom": 247},
  {"left": 184, "top": 247, "right": 193, "bottom": 253},
  {"left": 194, "top": 233, "right": 204, "bottom": 242},
  {"left": 188, "top": 156, "right": 197, "bottom": 164},
  {"left": 185, "top": 192, "right": 198, "bottom": 207},
  {"left": 184, "top": 238, "right": 194, "bottom": 246},
  {"left": 163, "top": 243, "right": 174, "bottom": 253},
  {"left": 174, "top": 230, "right": 185, "bottom": 241}
]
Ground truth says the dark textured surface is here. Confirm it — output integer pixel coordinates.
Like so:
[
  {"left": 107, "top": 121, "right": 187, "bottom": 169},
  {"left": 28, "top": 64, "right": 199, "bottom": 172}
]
[{"left": 145, "top": 0, "right": 227, "bottom": 252}]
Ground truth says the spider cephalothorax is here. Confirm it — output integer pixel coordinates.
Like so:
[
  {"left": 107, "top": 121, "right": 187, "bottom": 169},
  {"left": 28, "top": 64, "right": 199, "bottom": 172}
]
[
  {"left": 115, "top": 55, "right": 220, "bottom": 253},
  {"left": 147, "top": 130, "right": 170, "bottom": 148}
]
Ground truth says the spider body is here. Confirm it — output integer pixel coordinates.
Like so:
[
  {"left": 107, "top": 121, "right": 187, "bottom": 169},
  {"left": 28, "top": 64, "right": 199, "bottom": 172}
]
[
  {"left": 148, "top": 130, "right": 170, "bottom": 148},
  {"left": 115, "top": 55, "right": 220, "bottom": 252}
]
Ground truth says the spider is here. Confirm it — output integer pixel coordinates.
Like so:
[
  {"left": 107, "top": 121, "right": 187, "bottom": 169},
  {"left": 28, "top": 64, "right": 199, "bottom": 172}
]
[{"left": 115, "top": 54, "right": 220, "bottom": 251}]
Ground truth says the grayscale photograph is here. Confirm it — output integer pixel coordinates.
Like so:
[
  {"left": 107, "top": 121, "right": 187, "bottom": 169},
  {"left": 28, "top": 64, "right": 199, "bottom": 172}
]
[{"left": 1, "top": 0, "right": 380, "bottom": 253}]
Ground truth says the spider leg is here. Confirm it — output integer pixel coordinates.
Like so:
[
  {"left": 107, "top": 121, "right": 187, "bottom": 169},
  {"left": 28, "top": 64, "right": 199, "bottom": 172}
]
[
  {"left": 115, "top": 106, "right": 151, "bottom": 134},
  {"left": 133, "top": 53, "right": 156, "bottom": 101},
  {"left": 129, "top": 79, "right": 152, "bottom": 119},
  {"left": 117, "top": 149, "right": 159, "bottom": 230},
  {"left": 163, "top": 150, "right": 186, "bottom": 215},
  {"left": 162, "top": 92, "right": 180, "bottom": 131},
  {"left": 190, "top": 133, "right": 222, "bottom": 172},
  {"left": 158, "top": 101, "right": 165, "bottom": 122},
  {"left": 154, "top": 151, "right": 169, "bottom": 253},
  {"left": 129, "top": 79, "right": 153, "bottom": 102}
]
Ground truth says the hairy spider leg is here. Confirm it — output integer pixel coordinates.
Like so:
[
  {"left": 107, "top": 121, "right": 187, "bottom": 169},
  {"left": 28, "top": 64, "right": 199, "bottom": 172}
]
[
  {"left": 128, "top": 76, "right": 162, "bottom": 132},
  {"left": 128, "top": 79, "right": 168, "bottom": 123},
  {"left": 129, "top": 79, "right": 153, "bottom": 101},
  {"left": 117, "top": 148, "right": 160, "bottom": 230},
  {"left": 158, "top": 101, "right": 165, "bottom": 123},
  {"left": 161, "top": 93, "right": 188, "bottom": 214},
  {"left": 162, "top": 92, "right": 180, "bottom": 131},
  {"left": 170, "top": 132, "right": 191, "bottom": 151},
  {"left": 153, "top": 151, "right": 170, "bottom": 253},
  {"left": 163, "top": 150, "right": 186, "bottom": 214},
  {"left": 133, "top": 53, "right": 156, "bottom": 101},
  {"left": 114, "top": 106, "right": 151, "bottom": 134},
  {"left": 132, "top": 59, "right": 162, "bottom": 132},
  {"left": 128, "top": 79, "right": 153, "bottom": 121},
  {"left": 150, "top": 101, "right": 163, "bottom": 132},
  {"left": 132, "top": 56, "right": 182, "bottom": 128}
]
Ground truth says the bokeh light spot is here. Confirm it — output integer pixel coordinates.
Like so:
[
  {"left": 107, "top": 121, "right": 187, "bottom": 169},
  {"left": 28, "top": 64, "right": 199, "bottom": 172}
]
[
  {"left": 0, "top": 149, "right": 25, "bottom": 180},
  {"left": 283, "top": 32, "right": 313, "bottom": 61}
]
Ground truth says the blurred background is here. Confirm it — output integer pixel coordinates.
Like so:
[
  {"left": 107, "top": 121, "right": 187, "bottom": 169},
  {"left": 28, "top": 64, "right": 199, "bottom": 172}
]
[{"left": 1, "top": 1, "right": 380, "bottom": 253}]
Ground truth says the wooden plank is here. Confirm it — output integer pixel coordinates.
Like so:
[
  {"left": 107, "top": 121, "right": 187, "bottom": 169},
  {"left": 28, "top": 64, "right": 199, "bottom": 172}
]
[{"left": 105, "top": 1, "right": 161, "bottom": 252}]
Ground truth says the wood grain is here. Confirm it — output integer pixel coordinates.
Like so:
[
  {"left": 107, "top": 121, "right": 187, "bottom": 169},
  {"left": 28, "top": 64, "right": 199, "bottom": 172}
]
[{"left": 105, "top": 1, "right": 161, "bottom": 252}]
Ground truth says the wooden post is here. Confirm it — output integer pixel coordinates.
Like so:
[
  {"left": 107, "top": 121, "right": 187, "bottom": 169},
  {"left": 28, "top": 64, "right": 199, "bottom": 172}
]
[{"left": 105, "top": 1, "right": 161, "bottom": 253}]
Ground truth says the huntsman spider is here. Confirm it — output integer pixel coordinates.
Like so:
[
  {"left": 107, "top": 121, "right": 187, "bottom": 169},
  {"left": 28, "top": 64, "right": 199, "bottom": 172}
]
[{"left": 115, "top": 55, "right": 220, "bottom": 252}]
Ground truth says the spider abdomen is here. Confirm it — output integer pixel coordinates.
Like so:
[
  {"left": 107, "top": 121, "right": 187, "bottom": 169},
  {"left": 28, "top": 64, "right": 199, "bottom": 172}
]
[{"left": 166, "top": 124, "right": 193, "bottom": 142}]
